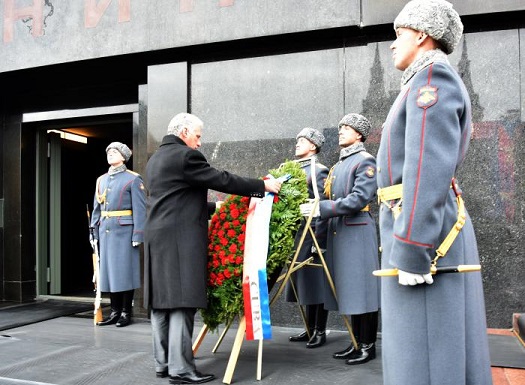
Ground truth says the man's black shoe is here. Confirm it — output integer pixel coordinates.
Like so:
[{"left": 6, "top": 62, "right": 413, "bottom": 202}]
[
  {"left": 115, "top": 312, "right": 132, "bottom": 327},
  {"left": 289, "top": 330, "right": 310, "bottom": 342},
  {"left": 306, "top": 330, "right": 326, "bottom": 348},
  {"left": 96, "top": 311, "right": 121, "bottom": 326},
  {"left": 156, "top": 369, "right": 169, "bottom": 378},
  {"left": 169, "top": 370, "right": 215, "bottom": 384}
]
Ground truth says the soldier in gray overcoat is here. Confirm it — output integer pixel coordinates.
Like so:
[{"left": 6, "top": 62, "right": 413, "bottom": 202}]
[
  {"left": 143, "top": 113, "right": 282, "bottom": 383},
  {"left": 301, "top": 113, "right": 380, "bottom": 365},
  {"left": 285, "top": 127, "right": 330, "bottom": 348},
  {"left": 91, "top": 142, "right": 146, "bottom": 328},
  {"left": 376, "top": 1, "right": 492, "bottom": 384}
]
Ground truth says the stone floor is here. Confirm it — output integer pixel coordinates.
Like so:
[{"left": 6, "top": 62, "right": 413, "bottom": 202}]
[{"left": 0, "top": 313, "right": 522, "bottom": 385}]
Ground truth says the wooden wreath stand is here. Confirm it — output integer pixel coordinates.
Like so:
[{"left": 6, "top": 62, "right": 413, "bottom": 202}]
[{"left": 192, "top": 195, "right": 358, "bottom": 384}]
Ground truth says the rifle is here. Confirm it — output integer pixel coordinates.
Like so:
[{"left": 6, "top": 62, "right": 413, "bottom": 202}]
[
  {"left": 87, "top": 204, "right": 103, "bottom": 325},
  {"left": 373, "top": 264, "right": 481, "bottom": 277}
]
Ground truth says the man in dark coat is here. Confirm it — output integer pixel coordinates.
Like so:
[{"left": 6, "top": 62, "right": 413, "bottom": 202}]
[
  {"left": 300, "top": 114, "right": 380, "bottom": 366},
  {"left": 285, "top": 127, "right": 330, "bottom": 348},
  {"left": 144, "top": 112, "right": 282, "bottom": 384},
  {"left": 91, "top": 142, "right": 146, "bottom": 328},
  {"left": 376, "top": 1, "right": 492, "bottom": 384}
]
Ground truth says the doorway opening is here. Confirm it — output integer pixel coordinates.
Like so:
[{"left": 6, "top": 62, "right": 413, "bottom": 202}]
[{"left": 31, "top": 110, "right": 135, "bottom": 299}]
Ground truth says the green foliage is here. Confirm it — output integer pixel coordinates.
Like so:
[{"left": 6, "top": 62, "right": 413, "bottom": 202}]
[{"left": 200, "top": 161, "right": 308, "bottom": 331}]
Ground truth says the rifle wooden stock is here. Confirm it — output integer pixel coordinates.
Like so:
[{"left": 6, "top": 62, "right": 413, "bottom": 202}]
[
  {"left": 373, "top": 264, "right": 481, "bottom": 277},
  {"left": 87, "top": 204, "right": 103, "bottom": 325}
]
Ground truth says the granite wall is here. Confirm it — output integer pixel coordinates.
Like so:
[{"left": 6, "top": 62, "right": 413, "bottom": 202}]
[{"left": 169, "top": 29, "right": 524, "bottom": 329}]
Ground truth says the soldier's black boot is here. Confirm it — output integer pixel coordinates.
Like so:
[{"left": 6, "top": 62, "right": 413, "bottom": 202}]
[
  {"left": 345, "top": 343, "right": 376, "bottom": 365},
  {"left": 116, "top": 290, "right": 133, "bottom": 327},
  {"left": 306, "top": 305, "right": 328, "bottom": 348},
  {"left": 97, "top": 310, "right": 121, "bottom": 326},
  {"left": 97, "top": 292, "right": 122, "bottom": 326},
  {"left": 289, "top": 329, "right": 310, "bottom": 342},
  {"left": 289, "top": 305, "right": 316, "bottom": 342},
  {"left": 306, "top": 329, "right": 326, "bottom": 348}
]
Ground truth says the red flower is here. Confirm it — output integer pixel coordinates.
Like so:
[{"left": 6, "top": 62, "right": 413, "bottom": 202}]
[
  {"left": 228, "top": 244, "right": 237, "bottom": 253},
  {"left": 231, "top": 209, "right": 240, "bottom": 219},
  {"left": 227, "top": 229, "right": 236, "bottom": 238}
]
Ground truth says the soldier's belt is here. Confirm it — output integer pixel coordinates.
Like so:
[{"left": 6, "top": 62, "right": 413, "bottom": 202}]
[
  {"left": 375, "top": 178, "right": 467, "bottom": 267},
  {"left": 377, "top": 184, "right": 402, "bottom": 203},
  {"left": 101, "top": 210, "right": 132, "bottom": 218}
]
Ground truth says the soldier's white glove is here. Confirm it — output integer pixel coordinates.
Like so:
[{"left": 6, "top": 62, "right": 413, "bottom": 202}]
[
  {"left": 300, "top": 199, "right": 320, "bottom": 218},
  {"left": 132, "top": 242, "right": 141, "bottom": 247},
  {"left": 398, "top": 269, "right": 433, "bottom": 286},
  {"left": 90, "top": 239, "right": 98, "bottom": 249}
]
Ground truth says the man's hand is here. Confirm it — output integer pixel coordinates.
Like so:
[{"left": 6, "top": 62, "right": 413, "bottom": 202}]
[
  {"left": 132, "top": 242, "right": 141, "bottom": 247},
  {"left": 300, "top": 199, "right": 320, "bottom": 218},
  {"left": 398, "top": 269, "right": 433, "bottom": 286},
  {"left": 90, "top": 239, "right": 98, "bottom": 250},
  {"left": 264, "top": 179, "right": 282, "bottom": 194}
]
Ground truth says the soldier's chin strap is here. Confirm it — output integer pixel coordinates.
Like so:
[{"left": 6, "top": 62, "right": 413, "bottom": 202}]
[{"left": 375, "top": 177, "right": 477, "bottom": 277}]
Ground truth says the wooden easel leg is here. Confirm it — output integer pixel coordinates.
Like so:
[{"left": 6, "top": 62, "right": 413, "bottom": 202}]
[
  {"left": 213, "top": 317, "right": 235, "bottom": 353},
  {"left": 192, "top": 324, "right": 209, "bottom": 355},
  {"left": 257, "top": 339, "right": 263, "bottom": 381},
  {"left": 223, "top": 316, "right": 246, "bottom": 384}
]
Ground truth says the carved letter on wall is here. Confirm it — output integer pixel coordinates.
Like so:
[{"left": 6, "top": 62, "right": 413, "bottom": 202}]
[
  {"left": 85, "top": 0, "right": 131, "bottom": 29},
  {"left": 180, "top": 0, "right": 235, "bottom": 13},
  {"left": 3, "top": 0, "right": 44, "bottom": 43}
]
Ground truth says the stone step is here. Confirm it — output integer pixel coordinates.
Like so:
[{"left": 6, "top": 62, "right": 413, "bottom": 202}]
[{"left": 512, "top": 313, "right": 525, "bottom": 348}]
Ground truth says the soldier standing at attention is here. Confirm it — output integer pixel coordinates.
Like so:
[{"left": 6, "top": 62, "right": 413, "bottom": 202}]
[
  {"left": 286, "top": 127, "right": 330, "bottom": 348},
  {"left": 300, "top": 113, "right": 380, "bottom": 365},
  {"left": 91, "top": 142, "right": 146, "bottom": 328},
  {"left": 376, "top": 1, "right": 492, "bottom": 384}
]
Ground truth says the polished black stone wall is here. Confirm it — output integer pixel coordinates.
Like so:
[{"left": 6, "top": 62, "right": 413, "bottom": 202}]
[{"left": 186, "top": 30, "right": 525, "bottom": 329}]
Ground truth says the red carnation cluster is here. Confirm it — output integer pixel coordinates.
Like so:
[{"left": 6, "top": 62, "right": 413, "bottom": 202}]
[{"left": 207, "top": 195, "right": 250, "bottom": 288}]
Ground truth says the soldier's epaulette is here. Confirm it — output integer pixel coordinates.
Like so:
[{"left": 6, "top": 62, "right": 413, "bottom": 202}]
[
  {"left": 126, "top": 170, "right": 140, "bottom": 176},
  {"left": 316, "top": 162, "right": 329, "bottom": 170},
  {"left": 360, "top": 152, "right": 374, "bottom": 159}
]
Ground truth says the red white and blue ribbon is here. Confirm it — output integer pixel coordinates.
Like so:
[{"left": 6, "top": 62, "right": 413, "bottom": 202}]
[{"left": 242, "top": 174, "right": 290, "bottom": 340}]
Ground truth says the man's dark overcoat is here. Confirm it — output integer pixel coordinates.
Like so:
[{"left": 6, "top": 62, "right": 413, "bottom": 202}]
[
  {"left": 143, "top": 135, "right": 265, "bottom": 310},
  {"left": 318, "top": 149, "right": 380, "bottom": 315},
  {"left": 376, "top": 60, "right": 492, "bottom": 385}
]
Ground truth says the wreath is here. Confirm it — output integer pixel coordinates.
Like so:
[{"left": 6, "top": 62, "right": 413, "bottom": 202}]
[{"left": 201, "top": 160, "right": 309, "bottom": 330}]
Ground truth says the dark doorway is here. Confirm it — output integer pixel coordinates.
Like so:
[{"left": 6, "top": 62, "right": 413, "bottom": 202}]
[{"left": 37, "top": 117, "right": 133, "bottom": 297}]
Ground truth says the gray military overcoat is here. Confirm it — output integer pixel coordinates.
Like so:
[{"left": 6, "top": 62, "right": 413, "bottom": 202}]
[
  {"left": 143, "top": 135, "right": 265, "bottom": 310},
  {"left": 376, "top": 60, "right": 492, "bottom": 385},
  {"left": 285, "top": 157, "right": 329, "bottom": 305},
  {"left": 318, "top": 149, "right": 380, "bottom": 315},
  {"left": 91, "top": 169, "right": 146, "bottom": 292}
]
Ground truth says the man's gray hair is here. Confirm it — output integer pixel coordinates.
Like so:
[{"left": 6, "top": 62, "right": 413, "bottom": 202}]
[{"left": 167, "top": 113, "right": 204, "bottom": 135}]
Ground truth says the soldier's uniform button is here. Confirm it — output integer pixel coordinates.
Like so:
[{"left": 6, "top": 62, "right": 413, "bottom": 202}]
[{"left": 377, "top": 167, "right": 381, "bottom": 173}]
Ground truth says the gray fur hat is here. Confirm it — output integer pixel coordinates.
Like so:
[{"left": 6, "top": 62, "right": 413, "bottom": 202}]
[
  {"left": 296, "top": 127, "right": 325, "bottom": 150},
  {"left": 339, "top": 113, "right": 371, "bottom": 142},
  {"left": 394, "top": 0, "right": 463, "bottom": 54},
  {"left": 106, "top": 142, "right": 132, "bottom": 163}
]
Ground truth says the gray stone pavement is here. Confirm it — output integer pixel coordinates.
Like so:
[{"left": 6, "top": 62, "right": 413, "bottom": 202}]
[{"left": 0, "top": 315, "right": 382, "bottom": 385}]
